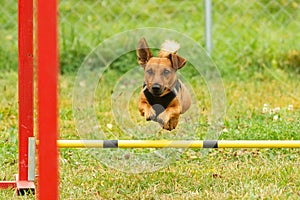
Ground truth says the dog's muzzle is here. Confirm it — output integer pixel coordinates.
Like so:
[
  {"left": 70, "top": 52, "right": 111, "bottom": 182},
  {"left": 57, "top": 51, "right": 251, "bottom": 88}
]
[{"left": 151, "top": 83, "right": 163, "bottom": 96}]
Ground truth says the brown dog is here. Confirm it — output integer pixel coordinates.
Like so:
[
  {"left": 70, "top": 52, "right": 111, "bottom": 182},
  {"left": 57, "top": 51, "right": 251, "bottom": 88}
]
[{"left": 137, "top": 37, "right": 191, "bottom": 131}]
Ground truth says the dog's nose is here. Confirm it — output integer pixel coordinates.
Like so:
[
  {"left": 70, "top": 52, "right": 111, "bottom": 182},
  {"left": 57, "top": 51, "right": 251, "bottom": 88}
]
[
  {"left": 151, "top": 83, "right": 162, "bottom": 95},
  {"left": 152, "top": 84, "right": 161, "bottom": 91}
]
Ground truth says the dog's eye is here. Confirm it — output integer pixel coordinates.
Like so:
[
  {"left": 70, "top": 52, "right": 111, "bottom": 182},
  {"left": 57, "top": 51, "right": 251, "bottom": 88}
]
[
  {"left": 163, "top": 69, "right": 170, "bottom": 76},
  {"left": 147, "top": 69, "right": 153, "bottom": 75}
]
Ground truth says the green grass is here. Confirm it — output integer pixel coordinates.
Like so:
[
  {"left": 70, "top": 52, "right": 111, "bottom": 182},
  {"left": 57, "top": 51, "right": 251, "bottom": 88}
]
[
  {"left": 0, "top": 68, "right": 300, "bottom": 199},
  {"left": 1, "top": 0, "right": 300, "bottom": 199}
]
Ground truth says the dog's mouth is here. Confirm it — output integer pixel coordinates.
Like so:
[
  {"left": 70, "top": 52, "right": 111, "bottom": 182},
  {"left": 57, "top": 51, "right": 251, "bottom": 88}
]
[
  {"left": 151, "top": 89, "right": 164, "bottom": 97},
  {"left": 150, "top": 86, "right": 170, "bottom": 97}
]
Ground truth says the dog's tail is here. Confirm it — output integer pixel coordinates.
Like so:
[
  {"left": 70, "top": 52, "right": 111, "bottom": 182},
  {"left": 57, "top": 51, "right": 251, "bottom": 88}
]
[{"left": 158, "top": 40, "right": 180, "bottom": 58}]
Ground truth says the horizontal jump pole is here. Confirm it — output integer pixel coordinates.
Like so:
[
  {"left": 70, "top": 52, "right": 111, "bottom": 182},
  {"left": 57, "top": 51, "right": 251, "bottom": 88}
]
[{"left": 35, "top": 140, "right": 300, "bottom": 148}]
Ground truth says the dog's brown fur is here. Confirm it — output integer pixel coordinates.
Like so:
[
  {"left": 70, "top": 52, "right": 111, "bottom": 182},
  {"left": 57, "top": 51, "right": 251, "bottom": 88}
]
[{"left": 137, "top": 37, "right": 191, "bottom": 131}]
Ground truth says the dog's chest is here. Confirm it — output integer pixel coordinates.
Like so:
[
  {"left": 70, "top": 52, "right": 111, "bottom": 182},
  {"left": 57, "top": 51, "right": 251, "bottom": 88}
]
[{"left": 143, "top": 89, "right": 176, "bottom": 109}]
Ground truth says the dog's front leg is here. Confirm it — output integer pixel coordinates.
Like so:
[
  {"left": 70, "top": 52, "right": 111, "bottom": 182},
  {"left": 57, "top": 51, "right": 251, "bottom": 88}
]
[
  {"left": 138, "top": 95, "right": 156, "bottom": 121},
  {"left": 141, "top": 104, "right": 156, "bottom": 121},
  {"left": 157, "top": 106, "right": 181, "bottom": 131}
]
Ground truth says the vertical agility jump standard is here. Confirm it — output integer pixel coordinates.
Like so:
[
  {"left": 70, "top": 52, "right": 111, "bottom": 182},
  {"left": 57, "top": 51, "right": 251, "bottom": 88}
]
[
  {"left": 37, "top": 0, "right": 59, "bottom": 199},
  {"left": 0, "top": 0, "right": 35, "bottom": 194}
]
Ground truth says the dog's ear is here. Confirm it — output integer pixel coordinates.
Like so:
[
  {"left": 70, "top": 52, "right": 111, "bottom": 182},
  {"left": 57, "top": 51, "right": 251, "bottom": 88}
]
[
  {"left": 170, "top": 53, "right": 186, "bottom": 70},
  {"left": 137, "top": 37, "right": 152, "bottom": 67}
]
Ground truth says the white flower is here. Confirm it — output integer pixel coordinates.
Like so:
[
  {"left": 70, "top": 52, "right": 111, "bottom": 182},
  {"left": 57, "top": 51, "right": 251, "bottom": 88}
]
[
  {"left": 222, "top": 128, "right": 229, "bottom": 133},
  {"left": 262, "top": 104, "right": 268, "bottom": 114},
  {"left": 273, "top": 115, "right": 279, "bottom": 121},
  {"left": 288, "top": 105, "right": 294, "bottom": 111},
  {"left": 273, "top": 107, "right": 280, "bottom": 113},
  {"left": 106, "top": 123, "right": 113, "bottom": 129},
  {"left": 270, "top": 107, "right": 280, "bottom": 114}
]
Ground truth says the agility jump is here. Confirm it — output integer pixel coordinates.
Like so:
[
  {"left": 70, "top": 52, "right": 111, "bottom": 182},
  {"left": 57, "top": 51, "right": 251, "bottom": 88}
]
[{"left": 34, "top": 139, "right": 300, "bottom": 149}]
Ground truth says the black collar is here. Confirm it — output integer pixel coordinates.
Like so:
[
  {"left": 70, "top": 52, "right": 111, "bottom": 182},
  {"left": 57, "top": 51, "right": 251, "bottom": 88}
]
[{"left": 143, "top": 80, "right": 181, "bottom": 116}]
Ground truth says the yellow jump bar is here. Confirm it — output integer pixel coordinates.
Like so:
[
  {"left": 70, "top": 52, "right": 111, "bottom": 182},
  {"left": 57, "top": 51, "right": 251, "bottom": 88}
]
[{"left": 35, "top": 140, "right": 300, "bottom": 148}]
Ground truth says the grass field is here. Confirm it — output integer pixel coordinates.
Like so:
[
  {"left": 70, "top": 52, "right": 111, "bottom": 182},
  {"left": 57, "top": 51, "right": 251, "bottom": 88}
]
[
  {"left": 1, "top": 0, "right": 300, "bottom": 199},
  {"left": 1, "top": 69, "right": 299, "bottom": 199}
]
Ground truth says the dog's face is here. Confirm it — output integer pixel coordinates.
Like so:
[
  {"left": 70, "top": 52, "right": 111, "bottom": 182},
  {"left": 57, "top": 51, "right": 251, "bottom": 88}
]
[
  {"left": 137, "top": 38, "right": 186, "bottom": 97},
  {"left": 144, "top": 57, "right": 177, "bottom": 96}
]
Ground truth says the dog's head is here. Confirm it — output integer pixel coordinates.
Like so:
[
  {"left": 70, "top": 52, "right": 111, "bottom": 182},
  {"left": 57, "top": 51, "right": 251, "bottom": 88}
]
[{"left": 137, "top": 37, "right": 186, "bottom": 97}]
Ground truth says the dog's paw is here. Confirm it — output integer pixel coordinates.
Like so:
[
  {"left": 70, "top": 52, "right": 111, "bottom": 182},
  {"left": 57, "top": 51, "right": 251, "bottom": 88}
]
[
  {"left": 156, "top": 112, "right": 169, "bottom": 128},
  {"left": 156, "top": 117, "right": 165, "bottom": 126},
  {"left": 157, "top": 114, "right": 179, "bottom": 131},
  {"left": 167, "top": 117, "right": 179, "bottom": 131},
  {"left": 145, "top": 108, "right": 156, "bottom": 121}
]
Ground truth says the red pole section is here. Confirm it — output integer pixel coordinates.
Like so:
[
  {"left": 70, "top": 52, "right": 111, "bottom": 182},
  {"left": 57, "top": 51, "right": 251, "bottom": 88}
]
[
  {"left": 18, "top": 0, "right": 33, "bottom": 181},
  {"left": 37, "top": 0, "right": 59, "bottom": 198}
]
